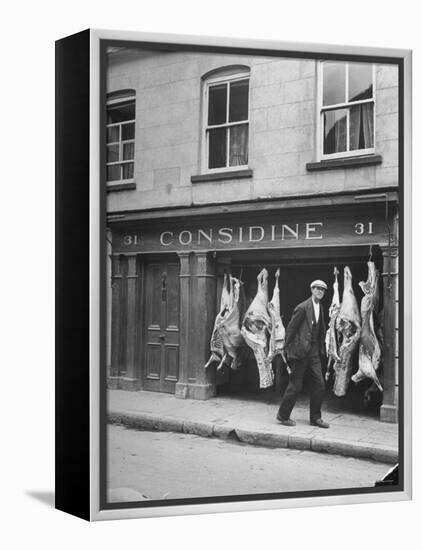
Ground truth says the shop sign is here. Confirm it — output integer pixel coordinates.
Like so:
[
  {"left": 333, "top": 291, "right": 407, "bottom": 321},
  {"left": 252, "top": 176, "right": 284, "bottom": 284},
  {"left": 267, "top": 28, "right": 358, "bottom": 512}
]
[{"left": 113, "top": 212, "right": 389, "bottom": 253}]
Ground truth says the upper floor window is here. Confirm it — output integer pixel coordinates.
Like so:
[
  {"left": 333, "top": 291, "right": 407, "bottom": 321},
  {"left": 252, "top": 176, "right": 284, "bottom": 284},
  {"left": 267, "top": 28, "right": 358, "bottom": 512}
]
[
  {"left": 204, "top": 71, "right": 249, "bottom": 171},
  {"left": 106, "top": 90, "right": 136, "bottom": 182},
  {"left": 320, "top": 62, "right": 374, "bottom": 159}
]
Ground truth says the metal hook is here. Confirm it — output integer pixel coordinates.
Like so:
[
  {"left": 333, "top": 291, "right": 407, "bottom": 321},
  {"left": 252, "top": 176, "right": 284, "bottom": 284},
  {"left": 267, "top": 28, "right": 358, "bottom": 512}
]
[{"left": 368, "top": 245, "right": 373, "bottom": 262}]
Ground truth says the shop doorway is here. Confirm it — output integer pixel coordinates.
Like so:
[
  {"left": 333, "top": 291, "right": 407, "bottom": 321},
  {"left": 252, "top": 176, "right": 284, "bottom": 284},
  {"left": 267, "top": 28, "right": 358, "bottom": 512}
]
[
  {"left": 143, "top": 259, "right": 180, "bottom": 393},
  {"left": 214, "top": 246, "right": 383, "bottom": 414}
]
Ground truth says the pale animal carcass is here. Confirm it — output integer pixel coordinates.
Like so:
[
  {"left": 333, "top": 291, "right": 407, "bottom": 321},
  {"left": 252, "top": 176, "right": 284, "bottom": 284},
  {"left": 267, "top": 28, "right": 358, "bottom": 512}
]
[
  {"left": 241, "top": 268, "right": 274, "bottom": 389},
  {"left": 204, "top": 273, "right": 232, "bottom": 369},
  {"left": 325, "top": 266, "right": 341, "bottom": 381},
  {"left": 352, "top": 262, "right": 383, "bottom": 391},
  {"left": 332, "top": 266, "right": 361, "bottom": 397},
  {"left": 218, "top": 275, "right": 244, "bottom": 370},
  {"left": 267, "top": 268, "right": 286, "bottom": 364}
]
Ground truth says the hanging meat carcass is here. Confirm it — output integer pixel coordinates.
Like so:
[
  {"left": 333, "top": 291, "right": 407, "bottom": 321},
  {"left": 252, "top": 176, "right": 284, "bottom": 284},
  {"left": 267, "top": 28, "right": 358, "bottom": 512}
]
[
  {"left": 267, "top": 268, "right": 286, "bottom": 364},
  {"left": 218, "top": 275, "right": 244, "bottom": 370},
  {"left": 332, "top": 266, "right": 361, "bottom": 397},
  {"left": 352, "top": 261, "right": 383, "bottom": 391},
  {"left": 241, "top": 268, "right": 274, "bottom": 389},
  {"left": 204, "top": 273, "right": 231, "bottom": 369},
  {"left": 325, "top": 266, "right": 341, "bottom": 381}
]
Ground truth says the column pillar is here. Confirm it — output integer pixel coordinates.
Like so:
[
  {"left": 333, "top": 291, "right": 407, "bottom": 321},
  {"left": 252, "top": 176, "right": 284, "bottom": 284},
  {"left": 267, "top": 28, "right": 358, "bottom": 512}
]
[
  {"left": 380, "top": 244, "right": 399, "bottom": 423},
  {"left": 135, "top": 257, "right": 145, "bottom": 390},
  {"left": 175, "top": 252, "right": 192, "bottom": 399},
  {"left": 108, "top": 254, "right": 124, "bottom": 388},
  {"left": 119, "top": 255, "right": 139, "bottom": 390},
  {"left": 190, "top": 251, "right": 217, "bottom": 398},
  {"left": 175, "top": 251, "right": 217, "bottom": 400}
]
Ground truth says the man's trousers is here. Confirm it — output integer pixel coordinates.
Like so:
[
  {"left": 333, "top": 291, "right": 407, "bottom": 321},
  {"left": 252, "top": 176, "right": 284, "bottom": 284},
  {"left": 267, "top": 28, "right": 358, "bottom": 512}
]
[{"left": 278, "top": 351, "right": 325, "bottom": 422}]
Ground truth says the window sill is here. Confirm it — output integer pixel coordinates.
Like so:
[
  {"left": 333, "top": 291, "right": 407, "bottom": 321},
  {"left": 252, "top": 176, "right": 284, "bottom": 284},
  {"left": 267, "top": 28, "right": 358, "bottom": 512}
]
[
  {"left": 306, "top": 155, "right": 382, "bottom": 172},
  {"left": 191, "top": 169, "right": 253, "bottom": 184},
  {"left": 106, "top": 180, "right": 136, "bottom": 192}
]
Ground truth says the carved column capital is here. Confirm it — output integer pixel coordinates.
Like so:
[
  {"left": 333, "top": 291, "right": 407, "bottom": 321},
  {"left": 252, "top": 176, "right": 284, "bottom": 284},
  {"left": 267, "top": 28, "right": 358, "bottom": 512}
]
[
  {"left": 193, "top": 251, "right": 215, "bottom": 277},
  {"left": 380, "top": 244, "right": 399, "bottom": 259},
  {"left": 111, "top": 254, "right": 122, "bottom": 277},
  {"left": 177, "top": 251, "right": 191, "bottom": 277},
  {"left": 127, "top": 255, "right": 138, "bottom": 278}
]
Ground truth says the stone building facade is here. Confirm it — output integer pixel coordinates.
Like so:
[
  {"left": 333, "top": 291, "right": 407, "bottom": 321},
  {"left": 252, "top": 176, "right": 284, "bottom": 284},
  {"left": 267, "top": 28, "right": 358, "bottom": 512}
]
[{"left": 105, "top": 46, "right": 399, "bottom": 422}]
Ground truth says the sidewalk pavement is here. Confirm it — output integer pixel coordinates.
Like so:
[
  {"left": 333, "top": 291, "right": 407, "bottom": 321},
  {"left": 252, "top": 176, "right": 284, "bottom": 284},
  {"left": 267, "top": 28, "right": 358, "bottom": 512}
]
[{"left": 108, "top": 389, "right": 399, "bottom": 464}]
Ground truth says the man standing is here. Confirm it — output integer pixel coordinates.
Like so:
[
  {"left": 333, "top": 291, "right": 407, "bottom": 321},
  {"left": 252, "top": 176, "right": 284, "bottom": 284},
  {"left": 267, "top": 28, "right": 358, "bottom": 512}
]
[{"left": 277, "top": 280, "right": 330, "bottom": 428}]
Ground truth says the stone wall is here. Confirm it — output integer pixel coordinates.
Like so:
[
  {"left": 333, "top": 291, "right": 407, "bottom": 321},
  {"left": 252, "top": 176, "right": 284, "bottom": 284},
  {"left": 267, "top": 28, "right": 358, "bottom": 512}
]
[{"left": 106, "top": 49, "right": 399, "bottom": 213}]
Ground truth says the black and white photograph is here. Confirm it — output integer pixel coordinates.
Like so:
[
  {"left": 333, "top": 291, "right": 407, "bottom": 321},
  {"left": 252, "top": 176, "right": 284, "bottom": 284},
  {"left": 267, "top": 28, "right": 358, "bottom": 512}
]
[
  {"left": 4, "top": 0, "right": 421, "bottom": 545},
  {"left": 100, "top": 37, "right": 407, "bottom": 512}
]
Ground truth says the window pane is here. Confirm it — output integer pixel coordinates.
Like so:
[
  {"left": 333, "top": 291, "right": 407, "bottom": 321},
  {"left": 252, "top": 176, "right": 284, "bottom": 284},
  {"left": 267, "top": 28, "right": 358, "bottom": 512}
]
[
  {"left": 123, "top": 142, "right": 134, "bottom": 160},
  {"left": 229, "top": 80, "right": 249, "bottom": 122},
  {"left": 122, "top": 163, "right": 134, "bottom": 179},
  {"left": 106, "top": 164, "right": 121, "bottom": 181},
  {"left": 350, "top": 103, "right": 374, "bottom": 150},
  {"left": 324, "top": 109, "right": 347, "bottom": 154},
  {"left": 106, "top": 125, "right": 119, "bottom": 143},
  {"left": 107, "top": 101, "right": 135, "bottom": 123},
  {"left": 208, "top": 84, "right": 227, "bottom": 125},
  {"left": 208, "top": 128, "right": 227, "bottom": 168},
  {"left": 229, "top": 125, "right": 248, "bottom": 166},
  {"left": 107, "top": 144, "right": 120, "bottom": 162},
  {"left": 348, "top": 63, "right": 373, "bottom": 102},
  {"left": 323, "top": 62, "right": 346, "bottom": 106},
  {"left": 122, "top": 122, "right": 135, "bottom": 140}
]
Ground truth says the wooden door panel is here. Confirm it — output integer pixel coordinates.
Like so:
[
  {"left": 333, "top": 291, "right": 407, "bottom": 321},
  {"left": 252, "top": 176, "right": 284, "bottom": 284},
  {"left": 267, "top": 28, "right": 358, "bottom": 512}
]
[
  {"left": 149, "top": 265, "right": 162, "bottom": 328},
  {"left": 145, "top": 343, "right": 161, "bottom": 379},
  {"left": 143, "top": 259, "right": 180, "bottom": 393},
  {"left": 164, "top": 345, "right": 179, "bottom": 382},
  {"left": 165, "top": 263, "right": 180, "bottom": 329}
]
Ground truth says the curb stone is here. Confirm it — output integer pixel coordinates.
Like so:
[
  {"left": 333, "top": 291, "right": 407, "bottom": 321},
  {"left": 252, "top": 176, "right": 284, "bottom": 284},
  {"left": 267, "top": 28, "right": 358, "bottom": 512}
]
[
  {"left": 212, "top": 424, "right": 240, "bottom": 441},
  {"left": 235, "top": 428, "right": 289, "bottom": 448},
  {"left": 183, "top": 420, "right": 214, "bottom": 437},
  {"left": 109, "top": 410, "right": 184, "bottom": 433},
  {"left": 108, "top": 410, "right": 398, "bottom": 464},
  {"left": 288, "top": 434, "right": 312, "bottom": 451}
]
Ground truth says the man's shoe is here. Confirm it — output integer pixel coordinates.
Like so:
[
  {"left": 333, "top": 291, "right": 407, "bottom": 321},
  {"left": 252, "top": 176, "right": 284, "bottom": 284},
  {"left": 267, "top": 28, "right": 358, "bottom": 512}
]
[
  {"left": 277, "top": 414, "right": 296, "bottom": 427},
  {"left": 310, "top": 418, "right": 330, "bottom": 429}
]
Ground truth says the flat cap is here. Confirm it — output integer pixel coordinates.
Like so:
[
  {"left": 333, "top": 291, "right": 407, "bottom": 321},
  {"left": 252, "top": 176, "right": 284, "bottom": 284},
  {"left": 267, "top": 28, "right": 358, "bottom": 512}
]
[{"left": 310, "top": 279, "right": 327, "bottom": 290}]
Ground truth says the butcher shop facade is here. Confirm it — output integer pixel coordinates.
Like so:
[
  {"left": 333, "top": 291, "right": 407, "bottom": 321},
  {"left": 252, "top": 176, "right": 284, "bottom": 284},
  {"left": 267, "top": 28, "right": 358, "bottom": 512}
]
[
  {"left": 108, "top": 190, "right": 399, "bottom": 422},
  {"left": 105, "top": 46, "right": 401, "bottom": 423}
]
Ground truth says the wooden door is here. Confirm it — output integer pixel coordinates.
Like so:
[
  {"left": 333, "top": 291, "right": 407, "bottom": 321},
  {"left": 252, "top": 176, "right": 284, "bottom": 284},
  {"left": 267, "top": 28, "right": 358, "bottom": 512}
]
[{"left": 143, "top": 260, "right": 180, "bottom": 393}]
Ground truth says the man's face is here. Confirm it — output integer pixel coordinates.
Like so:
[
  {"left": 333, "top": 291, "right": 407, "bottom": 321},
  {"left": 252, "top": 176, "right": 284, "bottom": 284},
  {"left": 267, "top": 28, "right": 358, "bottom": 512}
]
[{"left": 311, "top": 286, "right": 326, "bottom": 302}]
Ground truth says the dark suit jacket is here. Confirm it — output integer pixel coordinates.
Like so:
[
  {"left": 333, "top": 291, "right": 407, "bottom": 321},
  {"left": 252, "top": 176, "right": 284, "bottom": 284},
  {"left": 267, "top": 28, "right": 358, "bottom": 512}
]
[{"left": 285, "top": 297, "right": 326, "bottom": 361}]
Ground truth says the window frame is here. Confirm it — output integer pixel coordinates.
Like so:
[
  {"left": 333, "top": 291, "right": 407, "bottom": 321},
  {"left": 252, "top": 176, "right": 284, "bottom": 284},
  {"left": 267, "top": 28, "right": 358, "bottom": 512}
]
[
  {"left": 106, "top": 93, "right": 136, "bottom": 185},
  {"left": 318, "top": 61, "right": 376, "bottom": 161},
  {"left": 202, "top": 70, "right": 250, "bottom": 174}
]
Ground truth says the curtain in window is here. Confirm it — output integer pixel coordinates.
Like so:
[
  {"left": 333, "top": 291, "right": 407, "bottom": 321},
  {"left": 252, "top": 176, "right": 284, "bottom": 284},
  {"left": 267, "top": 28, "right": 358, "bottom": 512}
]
[
  {"left": 229, "top": 125, "right": 248, "bottom": 166},
  {"left": 334, "top": 119, "right": 346, "bottom": 153},
  {"left": 362, "top": 103, "right": 374, "bottom": 148},
  {"left": 350, "top": 103, "right": 374, "bottom": 150},
  {"left": 324, "top": 110, "right": 347, "bottom": 154}
]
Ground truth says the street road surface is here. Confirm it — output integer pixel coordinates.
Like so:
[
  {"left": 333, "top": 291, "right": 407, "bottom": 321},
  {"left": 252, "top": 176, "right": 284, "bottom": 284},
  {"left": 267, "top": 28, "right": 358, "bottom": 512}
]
[{"left": 108, "top": 425, "right": 390, "bottom": 502}]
